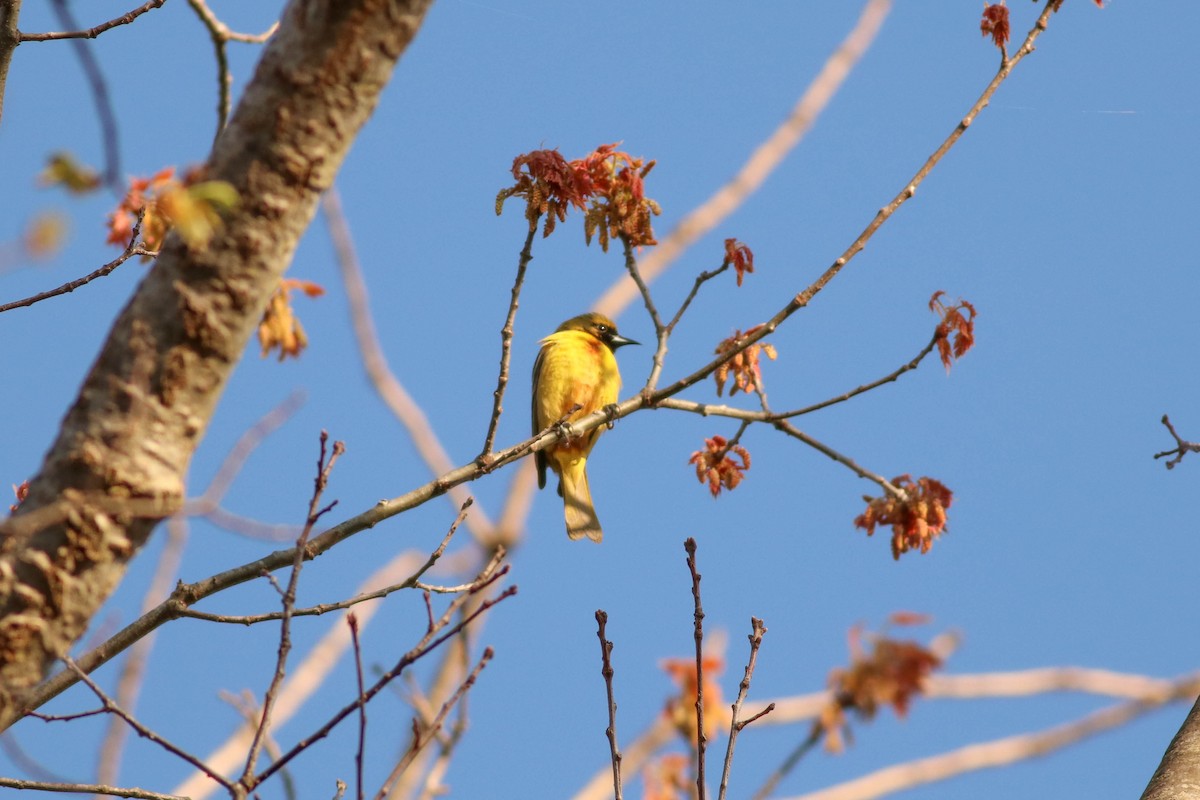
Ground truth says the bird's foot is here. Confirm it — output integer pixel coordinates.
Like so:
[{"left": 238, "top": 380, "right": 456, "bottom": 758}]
[
  {"left": 554, "top": 419, "right": 577, "bottom": 442},
  {"left": 602, "top": 403, "right": 620, "bottom": 430}
]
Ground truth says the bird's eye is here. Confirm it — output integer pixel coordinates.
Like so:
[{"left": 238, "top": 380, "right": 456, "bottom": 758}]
[{"left": 597, "top": 324, "right": 609, "bottom": 334}]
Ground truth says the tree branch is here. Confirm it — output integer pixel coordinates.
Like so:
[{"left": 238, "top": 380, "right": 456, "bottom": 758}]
[
  {"left": 0, "top": 0, "right": 438, "bottom": 731},
  {"left": 18, "top": 0, "right": 164, "bottom": 42}
]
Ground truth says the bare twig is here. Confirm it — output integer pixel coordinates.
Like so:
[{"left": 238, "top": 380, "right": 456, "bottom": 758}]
[
  {"left": 480, "top": 223, "right": 538, "bottom": 457},
  {"left": 181, "top": 500, "right": 471, "bottom": 626},
  {"left": 185, "top": 0, "right": 278, "bottom": 135},
  {"left": 653, "top": 326, "right": 934, "bottom": 426},
  {"left": 217, "top": 690, "right": 296, "bottom": 799},
  {"left": 241, "top": 433, "right": 345, "bottom": 782},
  {"left": 0, "top": 777, "right": 186, "bottom": 799},
  {"left": 186, "top": 391, "right": 306, "bottom": 512},
  {"left": 171, "top": 550, "right": 436, "bottom": 799},
  {"left": 321, "top": 187, "right": 495, "bottom": 542},
  {"left": 1154, "top": 414, "right": 1200, "bottom": 469},
  {"left": 773, "top": 420, "right": 905, "bottom": 498},
  {"left": 774, "top": 334, "right": 940, "bottom": 419},
  {"left": 252, "top": 558, "right": 514, "bottom": 789},
  {"left": 63, "top": 656, "right": 233, "bottom": 790},
  {"left": 752, "top": 726, "right": 824, "bottom": 800},
  {"left": 595, "top": 0, "right": 892, "bottom": 320},
  {"left": 96, "top": 516, "right": 189, "bottom": 787},
  {"left": 574, "top": 669, "right": 1200, "bottom": 800},
  {"left": 374, "top": 646, "right": 495, "bottom": 799},
  {"left": 684, "top": 538, "right": 709, "bottom": 800},
  {"left": 348, "top": 614, "right": 367, "bottom": 800},
  {"left": 595, "top": 610, "right": 624, "bottom": 800},
  {"left": 718, "top": 618, "right": 771, "bottom": 800},
  {"left": 787, "top": 680, "right": 1200, "bottom": 800},
  {"left": 0, "top": 217, "right": 151, "bottom": 313},
  {"left": 48, "top": 0, "right": 122, "bottom": 190},
  {"left": 19, "top": 0, "right": 163, "bottom": 42}
]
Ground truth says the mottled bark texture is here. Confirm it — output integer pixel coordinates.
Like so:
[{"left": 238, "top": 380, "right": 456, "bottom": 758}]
[
  {"left": 0, "top": 0, "right": 434, "bottom": 729},
  {"left": 0, "top": 0, "right": 22, "bottom": 124},
  {"left": 1142, "top": 696, "right": 1200, "bottom": 800}
]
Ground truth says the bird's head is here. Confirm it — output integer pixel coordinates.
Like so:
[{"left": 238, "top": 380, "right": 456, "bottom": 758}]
[{"left": 557, "top": 312, "right": 639, "bottom": 351}]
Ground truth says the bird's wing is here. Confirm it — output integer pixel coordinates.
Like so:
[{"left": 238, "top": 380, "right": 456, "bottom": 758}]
[{"left": 531, "top": 341, "right": 548, "bottom": 489}]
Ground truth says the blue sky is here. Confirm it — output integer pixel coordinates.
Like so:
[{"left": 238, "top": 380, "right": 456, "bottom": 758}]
[{"left": 2, "top": 1, "right": 1198, "bottom": 798}]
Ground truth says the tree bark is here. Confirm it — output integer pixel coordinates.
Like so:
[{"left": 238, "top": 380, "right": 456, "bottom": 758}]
[
  {"left": 0, "top": 0, "right": 435, "bottom": 730},
  {"left": 0, "top": 0, "right": 22, "bottom": 125},
  {"left": 1142, "top": 695, "right": 1200, "bottom": 800}
]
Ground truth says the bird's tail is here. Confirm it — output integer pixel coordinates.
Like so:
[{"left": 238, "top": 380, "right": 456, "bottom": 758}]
[{"left": 560, "top": 457, "right": 602, "bottom": 542}]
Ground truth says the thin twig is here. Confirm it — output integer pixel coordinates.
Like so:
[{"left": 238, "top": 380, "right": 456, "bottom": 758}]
[
  {"left": 321, "top": 187, "right": 495, "bottom": 541},
  {"left": 171, "top": 550, "right": 436, "bottom": 799},
  {"left": 595, "top": 0, "right": 892, "bottom": 320},
  {"left": 773, "top": 420, "right": 905, "bottom": 498},
  {"left": 25, "top": 707, "right": 106, "bottom": 722},
  {"left": 0, "top": 225, "right": 151, "bottom": 314},
  {"left": 620, "top": 236, "right": 671, "bottom": 393},
  {"left": 772, "top": 334, "right": 939, "bottom": 419},
  {"left": 718, "top": 618, "right": 771, "bottom": 800},
  {"left": 241, "top": 433, "right": 344, "bottom": 783},
  {"left": 19, "top": 0, "right": 163, "bottom": 42},
  {"left": 62, "top": 656, "right": 233, "bottom": 790},
  {"left": 96, "top": 516, "right": 189, "bottom": 787},
  {"left": 217, "top": 690, "right": 296, "bottom": 800},
  {"left": 252, "top": 563, "right": 514, "bottom": 789},
  {"left": 181, "top": 500, "right": 471, "bottom": 626},
  {"left": 666, "top": 261, "right": 730, "bottom": 338},
  {"left": 650, "top": 323, "right": 932, "bottom": 424},
  {"left": 1153, "top": 414, "right": 1200, "bottom": 469},
  {"left": 595, "top": 610, "right": 623, "bottom": 800},
  {"left": 415, "top": 674, "right": 471, "bottom": 800},
  {"left": 185, "top": 0, "right": 278, "bottom": 136},
  {"left": 0, "top": 777, "right": 186, "bottom": 799},
  {"left": 348, "top": 614, "right": 367, "bottom": 800},
  {"left": 186, "top": 391, "right": 306, "bottom": 512},
  {"left": 752, "top": 726, "right": 824, "bottom": 800},
  {"left": 785, "top": 680, "right": 1200, "bottom": 800},
  {"left": 480, "top": 223, "right": 538, "bottom": 457},
  {"left": 373, "top": 647, "right": 495, "bottom": 800},
  {"left": 573, "top": 669, "right": 1200, "bottom": 800},
  {"left": 684, "top": 538, "right": 709, "bottom": 800},
  {"left": 49, "top": 0, "right": 121, "bottom": 190}
]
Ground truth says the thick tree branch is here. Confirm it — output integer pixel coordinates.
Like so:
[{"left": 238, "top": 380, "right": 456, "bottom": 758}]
[
  {"left": 1141, "top": 695, "right": 1200, "bottom": 800},
  {"left": 0, "top": 0, "right": 436, "bottom": 731},
  {"left": 0, "top": 0, "right": 22, "bottom": 124}
]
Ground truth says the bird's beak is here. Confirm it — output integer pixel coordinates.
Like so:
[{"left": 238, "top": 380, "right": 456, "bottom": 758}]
[{"left": 610, "top": 333, "right": 639, "bottom": 349}]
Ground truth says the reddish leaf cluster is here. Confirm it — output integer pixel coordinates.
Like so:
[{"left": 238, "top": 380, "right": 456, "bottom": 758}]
[
  {"left": 980, "top": 3, "right": 1010, "bottom": 49},
  {"left": 496, "top": 143, "right": 661, "bottom": 249},
  {"left": 688, "top": 435, "right": 750, "bottom": 497},
  {"left": 496, "top": 148, "right": 591, "bottom": 237},
  {"left": 257, "top": 278, "right": 326, "bottom": 361},
  {"left": 723, "top": 238, "right": 754, "bottom": 286},
  {"left": 818, "top": 621, "right": 943, "bottom": 753},
  {"left": 578, "top": 143, "right": 660, "bottom": 251},
  {"left": 855, "top": 475, "right": 953, "bottom": 559},
  {"left": 10, "top": 481, "right": 29, "bottom": 514},
  {"left": 929, "top": 290, "right": 976, "bottom": 371},
  {"left": 713, "top": 324, "right": 776, "bottom": 396},
  {"left": 661, "top": 655, "right": 730, "bottom": 741},
  {"left": 107, "top": 166, "right": 238, "bottom": 255}
]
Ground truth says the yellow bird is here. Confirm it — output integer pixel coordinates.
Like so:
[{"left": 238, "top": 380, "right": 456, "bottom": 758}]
[{"left": 532, "top": 312, "right": 638, "bottom": 542}]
